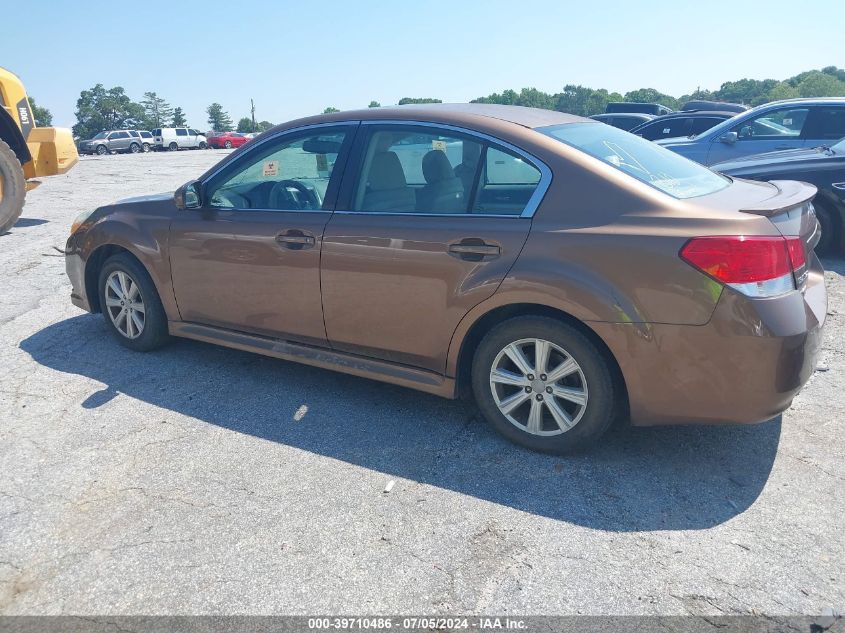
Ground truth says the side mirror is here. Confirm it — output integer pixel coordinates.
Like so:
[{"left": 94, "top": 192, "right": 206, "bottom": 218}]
[
  {"left": 719, "top": 132, "right": 738, "bottom": 145},
  {"left": 174, "top": 180, "right": 201, "bottom": 210}
]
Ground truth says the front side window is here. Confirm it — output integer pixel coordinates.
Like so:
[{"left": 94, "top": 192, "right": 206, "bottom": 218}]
[
  {"left": 206, "top": 130, "right": 347, "bottom": 211},
  {"left": 805, "top": 107, "right": 845, "bottom": 140},
  {"left": 189, "top": 129, "right": 200, "bottom": 136},
  {"left": 352, "top": 126, "right": 542, "bottom": 215},
  {"left": 540, "top": 122, "right": 729, "bottom": 199},
  {"left": 733, "top": 107, "right": 809, "bottom": 140},
  {"left": 690, "top": 117, "right": 725, "bottom": 135}
]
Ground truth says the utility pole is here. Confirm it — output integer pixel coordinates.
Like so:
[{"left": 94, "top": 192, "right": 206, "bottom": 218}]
[{"left": 250, "top": 99, "right": 256, "bottom": 133}]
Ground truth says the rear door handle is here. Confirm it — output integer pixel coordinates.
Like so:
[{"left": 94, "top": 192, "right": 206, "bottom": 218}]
[
  {"left": 448, "top": 240, "right": 501, "bottom": 261},
  {"left": 275, "top": 230, "right": 316, "bottom": 250}
]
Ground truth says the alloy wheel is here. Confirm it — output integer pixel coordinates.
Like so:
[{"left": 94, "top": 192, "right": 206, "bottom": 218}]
[
  {"left": 104, "top": 270, "right": 146, "bottom": 339},
  {"left": 489, "top": 338, "right": 588, "bottom": 436}
]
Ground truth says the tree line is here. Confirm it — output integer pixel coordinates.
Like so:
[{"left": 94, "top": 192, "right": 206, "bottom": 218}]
[{"left": 64, "top": 66, "right": 845, "bottom": 140}]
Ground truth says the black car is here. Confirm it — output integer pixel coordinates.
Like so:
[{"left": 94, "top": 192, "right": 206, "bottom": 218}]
[
  {"left": 590, "top": 112, "right": 655, "bottom": 131},
  {"left": 713, "top": 138, "right": 845, "bottom": 254},
  {"left": 630, "top": 111, "right": 737, "bottom": 141},
  {"left": 681, "top": 100, "right": 748, "bottom": 113}
]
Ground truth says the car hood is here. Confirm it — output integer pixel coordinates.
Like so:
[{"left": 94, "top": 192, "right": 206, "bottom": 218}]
[
  {"left": 655, "top": 135, "right": 697, "bottom": 148},
  {"left": 115, "top": 192, "right": 173, "bottom": 205},
  {"left": 712, "top": 146, "right": 838, "bottom": 173}
]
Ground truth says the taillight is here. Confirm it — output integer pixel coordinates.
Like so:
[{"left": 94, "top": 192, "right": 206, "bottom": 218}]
[{"left": 680, "top": 235, "right": 803, "bottom": 298}]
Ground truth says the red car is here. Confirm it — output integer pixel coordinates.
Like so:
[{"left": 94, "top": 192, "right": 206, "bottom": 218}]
[{"left": 207, "top": 131, "right": 249, "bottom": 149}]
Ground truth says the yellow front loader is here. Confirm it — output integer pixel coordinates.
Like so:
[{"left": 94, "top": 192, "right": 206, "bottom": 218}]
[{"left": 0, "top": 66, "right": 78, "bottom": 233}]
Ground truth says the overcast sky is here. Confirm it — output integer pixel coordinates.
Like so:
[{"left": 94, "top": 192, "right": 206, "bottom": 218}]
[{"left": 2, "top": 0, "right": 842, "bottom": 129}]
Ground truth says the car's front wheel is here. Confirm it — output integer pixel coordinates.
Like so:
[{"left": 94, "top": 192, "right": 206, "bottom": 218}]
[
  {"left": 472, "top": 316, "right": 619, "bottom": 454},
  {"left": 199, "top": 141, "right": 208, "bottom": 149},
  {"left": 98, "top": 253, "right": 169, "bottom": 352},
  {"left": 168, "top": 142, "right": 178, "bottom": 151},
  {"left": 129, "top": 143, "right": 141, "bottom": 154},
  {"left": 96, "top": 145, "right": 108, "bottom": 155},
  {"left": 224, "top": 140, "right": 232, "bottom": 149},
  {"left": 142, "top": 143, "right": 151, "bottom": 153}
]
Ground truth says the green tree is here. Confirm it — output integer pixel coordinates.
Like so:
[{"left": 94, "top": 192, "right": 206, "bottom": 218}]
[
  {"left": 257, "top": 120, "right": 274, "bottom": 132},
  {"left": 140, "top": 91, "right": 174, "bottom": 129},
  {"left": 73, "top": 84, "right": 144, "bottom": 140},
  {"left": 236, "top": 116, "right": 254, "bottom": 133},
  {"left": 554, "top": 85, "right": 620, "bottom": 116},
  {"left": 794, "top": 71, "right": 845, "bottom": 98},
  {"left": 323, "top": 107, "right": 340, "bottom": 113},
  {"left": 206, "top": 103, "right": 233, "bottom": 131},
  {"left": 397, "top": 97, "right": 442, "bottom": 105},
  {"left": 28, "top": 96, "right": 53, "bottom": 127},
  {"left": 171, "top": 107, "right": 187, "bottom": 127},
  {"left": 368, "top": 101, "right": 381, "bottom": 108},
  {"left": 623, "top": 88, "right": 679, "bottom": 110}
]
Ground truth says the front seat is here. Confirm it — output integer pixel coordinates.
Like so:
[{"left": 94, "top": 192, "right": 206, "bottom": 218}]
[
  {"left": 416, "top": 150, "right": 465, "bottom": 213},
  {"left": 360, "top": 151, "right": 416, "bottom": 212}
]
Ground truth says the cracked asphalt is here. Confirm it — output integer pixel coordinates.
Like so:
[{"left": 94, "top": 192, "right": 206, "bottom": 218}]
[{"left": 1, "top": 151, "right": 843, "bottom": 616}]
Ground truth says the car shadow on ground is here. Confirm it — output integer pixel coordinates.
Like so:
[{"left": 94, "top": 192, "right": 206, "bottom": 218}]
[
  {"left": 13, "top": 217, "right": 49, "bottom": 228},
  {"left": 21, "top": 314, "right": 783, "bottom": 532}
]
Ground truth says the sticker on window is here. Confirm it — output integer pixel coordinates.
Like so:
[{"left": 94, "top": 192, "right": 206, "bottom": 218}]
[
  {"left": 263, "top": 160, "right": 278, "bottom": 177},
  {"left": 431, "top": 140, "right": 446, "bottom": 151},
  {"left": 783, "top": 118, "right": 793, "bottom": 126}
]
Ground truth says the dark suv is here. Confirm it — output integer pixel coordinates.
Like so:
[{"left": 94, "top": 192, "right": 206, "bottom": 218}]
[{"left": 630, "top": 111, "right": 737, "bottom": 141}]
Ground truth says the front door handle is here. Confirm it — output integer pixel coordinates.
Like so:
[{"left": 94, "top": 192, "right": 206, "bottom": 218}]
[
  {"left": 448, "top": 239, "right": 501, "bottom": 261},
  {"left": 276, "top": 230, "right": 316, "bottom": 250}
]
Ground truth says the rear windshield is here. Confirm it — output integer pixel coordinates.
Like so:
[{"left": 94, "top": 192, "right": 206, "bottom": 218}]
[{"left": 538, "top": 123, "right": 729, "bottom": 199}]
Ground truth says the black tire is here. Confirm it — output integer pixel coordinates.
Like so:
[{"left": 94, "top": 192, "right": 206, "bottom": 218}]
[
  {"left": 96, "top": 144, "right": 108, "bottom": 156},
  {"left": 168, "top": 142, "right": 178, "bottom": 151},
  {"left": 98, "top": 253, "right": 169, "bottom": 352},
  {"left": 224, "top": 140, "right": 232, "bottom": 149},
  {"left": 129, "top": 143, "right": 141, "bottom": 154},
  {"left": 199, "top": 141, "right": 207, "bottom": 149},
  {"left": 0, "top": 139, "right": 26, "bottom": 234},
  {"left": 813, "top": 199, "right": 840, "bottom": 256},
  {"left": 471, "top": 316, "right": 618, "bottom": 454},
  {"left": 142, "top": 143, "right": 151, "bottom": 153}
]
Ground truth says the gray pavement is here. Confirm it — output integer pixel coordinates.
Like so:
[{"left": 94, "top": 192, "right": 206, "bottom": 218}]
[{"left": 0, "top": 150, "right": 843, "bottom": 615}]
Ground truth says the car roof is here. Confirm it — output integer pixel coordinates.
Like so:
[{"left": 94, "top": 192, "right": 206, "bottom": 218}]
[
  {"left": 591, "top": 113, "right": 654, "bottom": 120},
  {"left": 652, "top": 110, "right": 736, "bottom": 119},
  {"left": 764, "top": 97, "right": 845, "bottom": 107},
  {"left": 273, "top": 103, "right": 590, "bottom": 133}
]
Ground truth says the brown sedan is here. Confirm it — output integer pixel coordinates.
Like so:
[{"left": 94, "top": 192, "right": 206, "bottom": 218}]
[{"left": 65, "top": 104, "right": 827, "bottom": 453}]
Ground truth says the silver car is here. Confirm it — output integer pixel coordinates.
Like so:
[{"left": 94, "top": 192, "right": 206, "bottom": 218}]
[
  {"left": 657, "top": 97, "right": 845, "bottom": 165},
  {"left": 78, "top": 130, "right": 145, "bottom": 155}
]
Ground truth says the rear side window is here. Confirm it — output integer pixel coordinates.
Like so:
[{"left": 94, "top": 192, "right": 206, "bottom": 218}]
[
  {"left": 690, "top": 117, "right": 725, "bottom": 135},
  {"left": 805, "top": 107, "right": 845, "bottom": 140},
  {"left": 152, "top": 129, "right": 161, "bottom": 136},
  {"left": 176, "top": 128, "right": 188, "bottom": 136},
  {"left": 637, "top": 118, "right": 690, "bottom": 140},
  {"left": 129, "top": 131, "right": 140, "bottom": 137},
  {"left": 540, "top": 122, "right": 729, "bottom": 199},
  {"left": 351, "top": 126, "right": 542, "bottom": 216},
  {"left": 613, "top": 117, "right": 643, "bottom": 131}
]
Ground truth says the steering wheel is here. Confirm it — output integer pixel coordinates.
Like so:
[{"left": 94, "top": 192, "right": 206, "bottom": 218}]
[{"left": 269, "top": 179, "right": 322, "bottom": 210}]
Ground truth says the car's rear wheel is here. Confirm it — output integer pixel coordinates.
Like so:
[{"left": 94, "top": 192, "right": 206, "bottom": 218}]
[
  {"left": 168, "top": 142, "right": 178, "bottom": 151},
  {"left": 142, "top": 143, "right": 151, "bottom": 153},
  {"left": 472, "top": 316, "right": 618, "bottom": 454},
  {"left": 96, "top": 144, "right": 108, "bottom": 155},
  {"left": 98, "top": 253, "right": 169, "bottom": 352},
  {"left": 813, "top": 199, "right": 840, "bottom": 255}
]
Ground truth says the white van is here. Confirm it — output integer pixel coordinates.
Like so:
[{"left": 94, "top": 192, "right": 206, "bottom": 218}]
[{"left": 152, "top": 127, "right": 208, "bottom": 151}]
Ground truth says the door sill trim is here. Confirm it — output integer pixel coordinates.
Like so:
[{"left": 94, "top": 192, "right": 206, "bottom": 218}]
[{"left": 169, "top": 321, "right": 457, "bottom": 399}]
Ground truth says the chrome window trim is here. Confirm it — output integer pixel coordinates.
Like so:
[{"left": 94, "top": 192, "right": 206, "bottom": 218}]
[
  {"left": 346, "top": 120, "right": 552, "bottom": 219},
  {"left": 201, "top": 121, "right": 361, "bottom": 213}
]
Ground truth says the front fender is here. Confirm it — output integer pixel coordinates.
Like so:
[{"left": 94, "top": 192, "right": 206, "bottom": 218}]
[{"left": 70, "top": 199, "right": 178, "bottom": 320}]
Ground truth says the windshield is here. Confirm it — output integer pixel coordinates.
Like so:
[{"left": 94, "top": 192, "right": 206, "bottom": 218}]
[
  {"left": 92, "top": 132, "right": 108, "bottom": 139},
  {"left": 540, "top": 123, "right": 729, "bottom": 199}
]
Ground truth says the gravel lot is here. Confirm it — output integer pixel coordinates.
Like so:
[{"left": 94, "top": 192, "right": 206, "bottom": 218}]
[{"left": 1, "top": 150, "right": 843, "bottom": 616}]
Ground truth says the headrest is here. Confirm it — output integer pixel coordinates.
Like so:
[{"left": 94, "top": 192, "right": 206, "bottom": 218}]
[
  {"left": 422, "top": 150, "right": 456, "bottom": 184},
  {"left": 368, "top": 152, "right": 407, "bottom": 190}
]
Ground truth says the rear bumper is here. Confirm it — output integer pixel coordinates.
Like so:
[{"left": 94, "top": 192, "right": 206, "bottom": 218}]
[{"left": 593, "top": 255, "right": 827, "bottom": 426}]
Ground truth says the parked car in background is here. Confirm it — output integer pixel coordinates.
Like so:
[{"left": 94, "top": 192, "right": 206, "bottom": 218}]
[
  {"left": 630, "top": 111, "right": 736, "bottom": 141},
  {"left": 208, "top": 131, "right": 249, "bottom": 149},
  {"left": 590, "top": 112, "right": 655, "bottom": 131},
  {"left": 658, "top": 98, "right": 845, "bottom": 165},
  {"left": 714, "top": 138, "right": 845, "bottom": 254},
  {"left": 605, "top": 102, "right": 673, "bottom": 116},
  {"left": 78, "top": 130, "right": 145, "bottom": 155},
  {"left": 138, "top": 130, "right": 154, "bottom": 152},
  {"left": 65, "top": 104, "right": 825, "bottom": 455},
  {"left": 681, "top": 100, "right": 748, "bottom": 113},
  {"left": 152, "top": 127, "right": 208, "bottom": 151}
]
